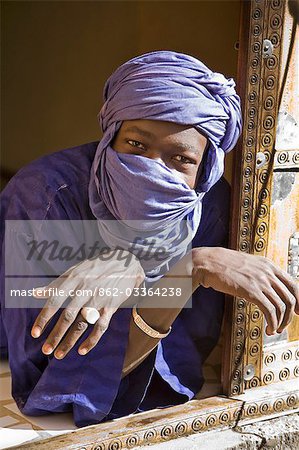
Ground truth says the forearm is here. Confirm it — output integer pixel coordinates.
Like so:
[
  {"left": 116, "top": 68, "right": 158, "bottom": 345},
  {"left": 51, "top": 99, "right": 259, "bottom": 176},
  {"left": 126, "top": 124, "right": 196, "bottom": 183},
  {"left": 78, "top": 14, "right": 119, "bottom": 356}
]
[{"left": 121, "top": 249, "right": 203, "bottom": 377}]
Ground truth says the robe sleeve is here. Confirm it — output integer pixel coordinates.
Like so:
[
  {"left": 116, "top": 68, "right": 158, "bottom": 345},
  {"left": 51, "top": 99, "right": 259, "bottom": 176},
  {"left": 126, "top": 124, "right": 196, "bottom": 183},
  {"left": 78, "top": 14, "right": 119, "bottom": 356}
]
[{"left": 0, "top": 147, "right": 157, "bottom": 427}]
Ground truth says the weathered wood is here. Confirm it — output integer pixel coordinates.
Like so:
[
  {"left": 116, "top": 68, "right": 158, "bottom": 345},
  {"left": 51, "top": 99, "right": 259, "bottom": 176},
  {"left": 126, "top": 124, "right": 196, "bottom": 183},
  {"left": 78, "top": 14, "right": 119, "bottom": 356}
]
[{"left": 11, "top": 381, "right": 298, "bottom": 450}]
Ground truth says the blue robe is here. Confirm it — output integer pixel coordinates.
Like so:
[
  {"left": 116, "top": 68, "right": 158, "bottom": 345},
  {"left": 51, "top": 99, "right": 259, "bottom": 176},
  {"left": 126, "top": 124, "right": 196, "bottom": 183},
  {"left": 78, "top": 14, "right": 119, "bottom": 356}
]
[{"left": 0, "top": 141, "right": 230, "bottom": 427}]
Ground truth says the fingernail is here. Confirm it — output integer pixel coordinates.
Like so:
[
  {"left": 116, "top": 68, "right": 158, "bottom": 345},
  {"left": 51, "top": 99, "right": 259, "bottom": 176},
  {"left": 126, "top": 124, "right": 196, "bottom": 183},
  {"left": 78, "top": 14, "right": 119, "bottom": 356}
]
[
  {"left": 79, "top": 348, "right": 88, "bottom": 355},
  {"left": 42, "top": 344, "right": 53, "bottom": 355},
  {"left": 31, "top": 327, "right": 41, "bottom": 338},
  {"left": 55, "top": 351, "right": 64, "bottom": 359}
]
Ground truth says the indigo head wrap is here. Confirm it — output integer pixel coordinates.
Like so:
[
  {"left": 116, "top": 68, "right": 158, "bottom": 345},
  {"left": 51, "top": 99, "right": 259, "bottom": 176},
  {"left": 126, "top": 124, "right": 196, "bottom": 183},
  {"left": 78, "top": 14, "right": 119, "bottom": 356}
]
[{"left": 89, "top": 50, "right": 242, "bottom": 280}]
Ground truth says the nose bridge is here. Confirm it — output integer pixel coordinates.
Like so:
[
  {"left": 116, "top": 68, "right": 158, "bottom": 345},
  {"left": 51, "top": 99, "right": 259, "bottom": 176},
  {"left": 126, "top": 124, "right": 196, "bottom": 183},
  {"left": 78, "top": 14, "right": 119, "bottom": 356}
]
[{"left": 146, "top": 149, "right": 165, "bottom": 165}]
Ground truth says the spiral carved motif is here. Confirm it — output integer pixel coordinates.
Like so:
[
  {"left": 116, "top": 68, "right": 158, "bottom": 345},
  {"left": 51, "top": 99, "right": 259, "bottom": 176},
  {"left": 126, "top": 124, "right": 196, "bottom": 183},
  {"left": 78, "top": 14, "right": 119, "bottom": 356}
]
[
  {"left": 256, "top": 222, "right": 267, "bottom": 236},
  {"left": 175, "top": 422, "right": 188, "bottom": 435},
  {"left": 242, "top": 211, "right": 251, "bottom": 222},
  {"left": 273, "top": 399, "right": 284, "bottom": 411},
  {"left": 249, "top": 91, "right": 257, "bottom": 102},
  {"left": 259, "top": 170, "right": 268, "bottom": 183},
  {"left": 271, "top": 0, "right": 282, "bottom": 9},
  {"left": 257, "top": 204, "right": 268, "bottom": 218},
  {"left": 265, "top": 75, "right": 275, "bottom": 89},
  {"left": 250, "top": 74, "right": 259, "bottom": 84},
  {"left": 161, "top": 426, "right": 173, "bottom": 439},
  {"left": 292, "top": 152, "right": 299, "bottom": 164},
  {"left": 252, "top": 42, "right": 261, "bottom": 53},
  {"left": 243, "top": 181, "right": 252, "bottom": 192},
  {"left": 271, "top": 14, "right": 282, "bottom": 29},
  {"left": 233, "top": 409, "right": 242, "bottom": 420},
  {"left": 286, "top": 394, "right": 297, "bottom": 407},
  {"left": 249, "top": 106, "right": 257, "bottom": 118},
  {"left": 246, "top": 136, "right": 255, "bottom": 146},
  {"left": 259, "top": 188, "right": 269, "bottom": 200},
  {"left": 244, "top": 166, "right": 252, "bottom": 178},
  {"left": 263, "top": 371, "right": 274, "bottom": 384},
  {"left": 246, "top": 403, "right": 258, "bottom": 415},
  {"left": 255, "top": 238, "right": 266, "bottom": 252},
  {"left": 206, "top": 414, "right": 217, "bottom": 427},
  {"left": 242, "top": 197, "right": 251, "bottom": 208},
  {"left": 240, "top": 240, "right": 249, "bottom": 251},
  {"left": 261, "top": 133, "right": 272, "bottom": 146},
  {"left": 253, "top": 24, "right": 262, "bottom": 36},
  {"left": 241, "top": 226, "right": 250, "bottom": 237},
  {"left": 277, "top": 151, "right": 289, "bottom": 164},
  {"left": 263, "top": 115, "right": 275, "bottom": 130},
  {"left": 245, "top": 152, "right": 254, "bottom": 163},
  {"left": 236, "top": 328, "right": 243, "bottom": 338},
  {"left": 270, "top": 32, "right": 279, "bottom": 46},
  {"left": 232, "top": 385, "right": 241, "bottom": 395},
  {"left": 219, "top": 412, "right": 231, "bottom": 424},
  {"left": 235, "top": 342, "right": 243, "bottom": 352},
  {"left": 266, "top": 55, "right": 278, "bottom": 70},
  {"left": 233, "top": 369, "right": 242, "bottom": 381},
  {"left": 247, "top": 120, "right": 255, "bottom": 131},
  {"left": 237, "top": 299, "right": 246, "bottom": 309},
  {"left": 250, "top": 326, "right": 261, "bottom": 341},
  {"left": 126, "top": 435, "right": 139, "bottom": 448},
  {"left": 260, "top": 402, "right": 269, "bottom": 413},
  {"left": 252, "top": 8, "right": 262, "bottom": 19},
  {"left": 144, "top": 430, "right": 157, "bottom": 442},
  {"left": 108, "top": 440, "right": 122, "bottom": 450},
  {"left": 264, "top": 95, "right": 275, "bottom": 109},
  {"left": 251, "top": 309, "right": 261, "bottom": 321},
  {"left": 93, "top": 445, "right": 105, "bottom": 450},
  {"left": 282, "top": 350, "right": 292, "bottom": 362},
  {"left": 236, "top": 313, "right": 245, "bottom": 325},
  {"left": 191, "top": 418, "right": 203, "bottom": 432},
  {"left": 249, "top": 377, "right": 260, "bottom": 388},
  {"left": 279, "top": 368, "right": 290, "bottom": 381},
  {"left": 264, "top": 353, "right": 276, "bottom": 366},
  {"left": 250, "top": 343, "right": 260, "bottom": 355}
]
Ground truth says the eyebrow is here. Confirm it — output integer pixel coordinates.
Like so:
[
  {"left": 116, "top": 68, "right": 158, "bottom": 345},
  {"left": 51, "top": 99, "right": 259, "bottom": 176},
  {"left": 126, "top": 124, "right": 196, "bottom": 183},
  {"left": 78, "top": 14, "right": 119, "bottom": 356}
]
[
  {"left": 124, "top": 126, "right": 155, "bottom": 139},
  {"left": 123, "top": 125, "right": 200, "bottom": 154}
]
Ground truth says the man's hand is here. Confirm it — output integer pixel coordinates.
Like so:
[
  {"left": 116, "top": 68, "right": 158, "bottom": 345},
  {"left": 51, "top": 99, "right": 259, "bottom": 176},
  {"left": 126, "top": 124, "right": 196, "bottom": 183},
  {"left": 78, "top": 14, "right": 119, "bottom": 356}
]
[
  {"left": 31, "top": 250, "right": 145, "bottom": 359},
  {"left": 192, "top": 247, "right": 299, "bottom": 335}
]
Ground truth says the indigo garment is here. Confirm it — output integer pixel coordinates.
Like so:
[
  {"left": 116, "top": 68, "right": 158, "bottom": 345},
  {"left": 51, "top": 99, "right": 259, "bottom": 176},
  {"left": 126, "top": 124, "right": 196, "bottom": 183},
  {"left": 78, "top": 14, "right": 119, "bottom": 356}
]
[
  {"left": 0, "top": 141, "right": 230, "bottom": 427},
  {"left": 94, "top": 145, "right": 203, "bottom": 280},
  {"left": 89, "top": 50, "right": 241, "bottom": 280}
]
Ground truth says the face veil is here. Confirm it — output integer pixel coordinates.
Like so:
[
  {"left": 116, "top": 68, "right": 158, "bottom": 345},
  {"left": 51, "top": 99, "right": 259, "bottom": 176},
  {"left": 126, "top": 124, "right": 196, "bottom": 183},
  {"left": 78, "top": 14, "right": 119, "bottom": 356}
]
[{"left": 88, "top": 50, "right": 242, "bottom": 280}]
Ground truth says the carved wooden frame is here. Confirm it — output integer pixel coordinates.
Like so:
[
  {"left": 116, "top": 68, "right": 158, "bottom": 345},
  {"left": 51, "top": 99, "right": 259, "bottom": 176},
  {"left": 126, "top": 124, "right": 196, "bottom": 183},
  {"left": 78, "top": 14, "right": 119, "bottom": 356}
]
[
  {"left": 13, "top": 1, "right": 299, "bottom": 449},
  {"left": 223, "top": 0, "right": 299, "bottom": 396}
]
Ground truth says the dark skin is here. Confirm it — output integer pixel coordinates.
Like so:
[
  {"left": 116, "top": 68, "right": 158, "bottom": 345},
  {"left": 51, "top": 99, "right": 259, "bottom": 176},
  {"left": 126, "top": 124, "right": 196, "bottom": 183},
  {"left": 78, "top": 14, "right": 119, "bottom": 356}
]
[
  {"left": 111, "top": 119, "right": 209, "bottom": 189},
  {"left": 31, "top": 119, "right": 299, "bottom": 377}
]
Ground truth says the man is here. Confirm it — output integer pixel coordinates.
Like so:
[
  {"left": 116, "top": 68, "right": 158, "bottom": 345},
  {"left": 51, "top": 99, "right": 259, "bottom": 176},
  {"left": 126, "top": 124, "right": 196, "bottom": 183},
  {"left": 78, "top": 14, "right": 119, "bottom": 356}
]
[{"left": 1, "top": 51, "right": 298, "bottom": 427}]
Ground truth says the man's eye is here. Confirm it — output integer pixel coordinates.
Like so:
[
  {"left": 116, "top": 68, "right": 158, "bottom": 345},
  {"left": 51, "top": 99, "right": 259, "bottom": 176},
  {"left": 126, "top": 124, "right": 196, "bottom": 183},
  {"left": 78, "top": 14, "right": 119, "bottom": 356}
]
[
  {"left": 172, "top": 155, "right": 195, "bottom": 165},
  {"left": 127, "top": 140, "right": 146, "bottom": 150}
]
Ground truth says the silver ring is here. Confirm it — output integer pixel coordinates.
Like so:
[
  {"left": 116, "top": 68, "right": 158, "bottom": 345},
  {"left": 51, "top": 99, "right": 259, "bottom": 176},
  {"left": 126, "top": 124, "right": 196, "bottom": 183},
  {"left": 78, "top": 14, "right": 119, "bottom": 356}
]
[{"left": 81, "top": 307, "right": 100, "bottom": 324}]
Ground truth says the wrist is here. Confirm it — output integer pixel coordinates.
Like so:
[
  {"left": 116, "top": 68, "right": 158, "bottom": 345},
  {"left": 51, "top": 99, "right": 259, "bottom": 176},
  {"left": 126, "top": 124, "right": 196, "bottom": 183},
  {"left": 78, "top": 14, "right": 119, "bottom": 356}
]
[{"left": 191, "top": 246, "right": 218, "bottom": 288}]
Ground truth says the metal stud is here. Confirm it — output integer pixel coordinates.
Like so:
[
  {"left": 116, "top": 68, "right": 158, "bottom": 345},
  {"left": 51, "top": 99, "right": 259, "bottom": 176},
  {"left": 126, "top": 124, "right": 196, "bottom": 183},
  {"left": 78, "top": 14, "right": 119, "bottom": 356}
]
[{"left": 263, "top": 39, "right": 274, "bottom": 58}]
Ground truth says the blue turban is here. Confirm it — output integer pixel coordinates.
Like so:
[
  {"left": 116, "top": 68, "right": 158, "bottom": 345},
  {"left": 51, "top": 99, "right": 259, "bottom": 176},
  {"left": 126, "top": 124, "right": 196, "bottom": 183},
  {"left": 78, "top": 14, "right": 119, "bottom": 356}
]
[{"left": 89, "top": 50, "right": 242, "bottom": 280}]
